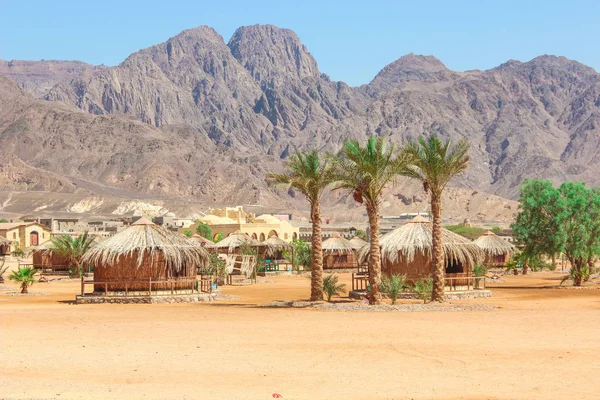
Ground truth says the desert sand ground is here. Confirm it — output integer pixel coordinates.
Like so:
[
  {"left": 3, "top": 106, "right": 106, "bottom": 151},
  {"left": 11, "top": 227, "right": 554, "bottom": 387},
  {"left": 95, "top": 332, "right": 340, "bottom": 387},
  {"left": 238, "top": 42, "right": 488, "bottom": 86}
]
[{"left": 1, "top": 272, "right": 599, "bottom": 400}]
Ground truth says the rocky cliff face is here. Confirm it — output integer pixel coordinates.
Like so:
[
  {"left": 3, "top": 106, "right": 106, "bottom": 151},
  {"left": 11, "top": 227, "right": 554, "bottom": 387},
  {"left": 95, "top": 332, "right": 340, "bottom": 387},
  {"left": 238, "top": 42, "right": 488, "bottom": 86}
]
[{"left": 1, "top": 24, "right": 600, "bottom": 219}]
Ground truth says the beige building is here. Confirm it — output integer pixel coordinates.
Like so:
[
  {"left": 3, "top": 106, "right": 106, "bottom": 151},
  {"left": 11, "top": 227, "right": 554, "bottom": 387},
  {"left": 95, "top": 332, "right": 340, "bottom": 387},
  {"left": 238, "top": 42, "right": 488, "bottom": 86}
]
[
  {"left": 183, "top": 206, "right": 299, "bottom": 242},
  {"left": 0, "top": 222, "right": 52, "bottom": 249}
]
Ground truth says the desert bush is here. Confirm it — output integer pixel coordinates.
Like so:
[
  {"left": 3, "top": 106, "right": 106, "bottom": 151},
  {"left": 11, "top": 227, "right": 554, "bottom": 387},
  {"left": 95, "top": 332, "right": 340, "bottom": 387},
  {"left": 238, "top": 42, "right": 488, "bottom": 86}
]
[
  {"left": 323, "top": 273, "right": 346, "bottom": 302},
  {"left": 472, "top": 264, "right": 488, "bottom": 277},
  {"left": 412, "top": 277, "right": 433, "bottom": 304},
  {"left": 380, "top": 274, "right": 406, "bottom": 304}
]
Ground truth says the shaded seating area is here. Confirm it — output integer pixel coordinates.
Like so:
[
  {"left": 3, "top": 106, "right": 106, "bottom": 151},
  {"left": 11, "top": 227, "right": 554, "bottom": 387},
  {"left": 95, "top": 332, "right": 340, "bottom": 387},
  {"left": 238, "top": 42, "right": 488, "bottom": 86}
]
[
  {"left": 260, "top": 236, "right": 293, "bottom": 272},
  {"left": 473, "top": 231, "right": 516, "bottom": 268}
]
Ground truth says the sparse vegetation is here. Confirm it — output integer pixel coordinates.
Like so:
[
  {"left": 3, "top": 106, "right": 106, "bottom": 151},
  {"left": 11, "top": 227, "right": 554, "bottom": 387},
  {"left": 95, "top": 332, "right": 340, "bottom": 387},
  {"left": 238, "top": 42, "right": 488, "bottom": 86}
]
[
  {"left": 472, "top": 264, "right": 488, "bottom": 277},
  {"left": 444, "top": 224, "right": 487, "bottom": 240},
  {"left": 380, "top": 274, "right": 407, "bottom": 304},
  {"left": 0, "top": 258, "right": 9, "bottom": 283},
  {"left": 412, "top": 277, "right": 433, "bottom": 304},
  {"left": 282, "top": 239, "right": 312, "bottom": 274},
  {"left": 323, "top": 273, "right": 346, "bottom": 302},
  {"left": 9, "top": 266, "right": 38, "bottom": 293},
  {"left": 50, "top": 232, "right": 96, "bottom": 277}
]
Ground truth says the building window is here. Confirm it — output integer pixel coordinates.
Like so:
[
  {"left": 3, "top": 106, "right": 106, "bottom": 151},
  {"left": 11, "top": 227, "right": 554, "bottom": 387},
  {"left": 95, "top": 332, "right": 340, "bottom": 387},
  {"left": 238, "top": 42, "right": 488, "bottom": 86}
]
[{"left": 12, "top": 232, "right": 16, "bottom": 240}]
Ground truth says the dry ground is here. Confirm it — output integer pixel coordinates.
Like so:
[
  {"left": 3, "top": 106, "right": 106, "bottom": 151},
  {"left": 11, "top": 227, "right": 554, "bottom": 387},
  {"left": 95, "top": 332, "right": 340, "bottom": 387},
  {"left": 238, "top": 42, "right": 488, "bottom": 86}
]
[{"left": 1, "top": 272, "right": 599, "bottom": 400}]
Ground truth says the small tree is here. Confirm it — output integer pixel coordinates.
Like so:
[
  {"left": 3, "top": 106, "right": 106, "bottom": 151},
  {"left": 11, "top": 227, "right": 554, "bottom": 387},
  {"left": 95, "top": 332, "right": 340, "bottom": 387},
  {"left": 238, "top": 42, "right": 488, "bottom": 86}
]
[
  {"left": 196, "top": 222, "right": 212, "bottom": 240},
  {"left": 323, "top": 273, "right": 346, "bottom": 302},
  {"left": 412, "top": 277, "right": 433, "bottom": 304},
  {"left": 50, "top": 232, "right": 96, "bottom": 277},
  {"left": 354, "top": 230, "right": 368, "bottom": 241},
  {"left": 214, "top": 232, "right": 224, "bottom": 243},
  {"left": 183, "top": 230, "right": 193, "bottom": 238},
  {"left": 9, "top": 266, "right": 38, "bottom": 293},
  {"left": 282, "top": 239, "right": 312, "bottom": 274},
  {"left": 380, "top": 274, "right": 406, "bottom": 304}
]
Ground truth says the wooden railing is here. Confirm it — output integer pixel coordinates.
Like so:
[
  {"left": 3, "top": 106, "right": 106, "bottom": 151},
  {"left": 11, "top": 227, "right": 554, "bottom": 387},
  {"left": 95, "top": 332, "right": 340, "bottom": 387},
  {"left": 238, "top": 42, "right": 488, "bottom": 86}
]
[
  {"left": 351, "top": 274, "right": 486, "bottom": 293},
  {"left": 80, "top": 277, "right": 213, "bottom": 297}
]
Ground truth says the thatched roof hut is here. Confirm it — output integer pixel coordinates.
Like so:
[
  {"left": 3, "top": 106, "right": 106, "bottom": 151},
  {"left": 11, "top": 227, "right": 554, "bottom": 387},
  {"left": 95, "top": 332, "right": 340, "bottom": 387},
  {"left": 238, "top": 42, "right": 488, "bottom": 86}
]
[
  {"left": 473, "top": 231, "right": 515, "bottom": 267},
  {"left": 212, "top": 230, "right": 261, "bottom": 253},
  {"left": 322, "top": 234, "right": 357, "bottom": 269},
  {"left": 261, "top": 236, "right": 292, "bottom": 257},
  {"left": 82, "top": 218, "right": 209, "bottom": 291},
  {"left": 349, "top": 236, "right": 368, "bottom": 250},
  {"left": 360, "top": 216, "right": 484, "bottom": 280},
  {"left": 28, "top": 239, "right": 71, "bottom": 271}
]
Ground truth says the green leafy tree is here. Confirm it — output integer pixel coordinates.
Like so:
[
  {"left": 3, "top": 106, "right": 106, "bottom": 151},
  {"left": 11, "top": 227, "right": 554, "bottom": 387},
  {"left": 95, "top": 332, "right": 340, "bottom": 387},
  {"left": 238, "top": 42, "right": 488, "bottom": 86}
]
[
  {"left": 403, "top": 135, "right": 470, "bottom": 302},
  {"left": 282, "top": 239, "right": 312, "bottom": 274},
  {"left": 267, "top": 150, "right": 334, "bottom": 301},
  {"left": 50, "top": 232, "right": 96, "bottom": 277},
  {"left": 354, "top": 230, "right": 368, "bottom": 241},
  {"left": 323, "top": 273, "right": 347, "bottom": 302},
  {"left": 9, "top": 266, "right": 38, "bottom": 293},
  {"left": 196, "top": 222, "right": 212, "bottom": 240},
  {"left": 183, "top": 230, "right": 193, "bottom": 238},
  {"left": 331, "top": 136, "right": 412, "bottom": 305},
  {"left": 558, "top": 182, "right": 600, "bottom": 285},
  {"left": 512, "top": 179, "right": 565, "bottom": 273},
  {"left": 214, "top": 233, "right": 224, "bottom": 242}
]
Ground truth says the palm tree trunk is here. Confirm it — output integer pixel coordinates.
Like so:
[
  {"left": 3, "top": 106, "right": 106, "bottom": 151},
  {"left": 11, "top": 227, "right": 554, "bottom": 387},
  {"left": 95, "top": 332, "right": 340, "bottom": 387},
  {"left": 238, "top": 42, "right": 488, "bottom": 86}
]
[
  {"left": 366, "top": 201, "right": 382, "bottom": 305},
  {"left": 310, "top": 201, "right": 324, "bottom": 301},
  {"left": 21, "top": 283, "right": 28, "bottom": 294},
  {"left": 431, "top": 194, "right": 445, "bottom": 302}
]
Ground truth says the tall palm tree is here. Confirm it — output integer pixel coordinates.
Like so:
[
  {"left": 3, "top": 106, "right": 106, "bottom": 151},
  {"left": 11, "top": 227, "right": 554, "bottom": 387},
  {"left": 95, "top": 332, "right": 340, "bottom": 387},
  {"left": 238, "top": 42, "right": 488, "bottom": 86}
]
[
  {"left": 403, "top": 135, "right": 470, "bottom": 302},
  {"left": 267, "top": 150, "right": 334, "bottom": 301},
  {"left": 50, "top": 232, "right": 96, "bottom": 277},
  {"left": 331, "top": 136, "right": 413, "bottom": 305}
]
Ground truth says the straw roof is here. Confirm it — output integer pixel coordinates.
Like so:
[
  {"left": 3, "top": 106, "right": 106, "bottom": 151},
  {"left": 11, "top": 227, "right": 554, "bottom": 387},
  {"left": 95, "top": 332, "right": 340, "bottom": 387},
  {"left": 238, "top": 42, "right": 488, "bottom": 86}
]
[
  {"left": 473, "top": 231, "right": 516, "bottom": 256},
  {"left": 322, "top": 235, "right": 355, "bottom": 253},
  {"left": 189, "top": 234, "right": 215, "bottom": 247},
  {"left": 82, "top": 217, "right": 209, "bottom": 271},
  {"left": 360, "top": 216, "right": 483, "bottom": 265},
  {"left": 212, "top": 230, "right": 261, "bottom": 253},
  {"left": 262, "top": 236, "right": 292, "bottom": 256},
  {"left": 349, "top": 236, "right": 368, "bottom": 250},
  {"left": 0, "top": 235, "right": 15, "bottom": 247}
]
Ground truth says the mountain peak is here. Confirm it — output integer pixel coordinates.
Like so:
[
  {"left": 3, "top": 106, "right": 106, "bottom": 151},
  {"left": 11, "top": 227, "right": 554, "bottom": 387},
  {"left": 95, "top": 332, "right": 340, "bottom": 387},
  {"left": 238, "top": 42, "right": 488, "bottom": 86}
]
[
  {"left": 391, "top": 53, "right": 449, "bottom": 72},
  {"left": 228, "top": 24, "right": 320, "bottom": 86}
]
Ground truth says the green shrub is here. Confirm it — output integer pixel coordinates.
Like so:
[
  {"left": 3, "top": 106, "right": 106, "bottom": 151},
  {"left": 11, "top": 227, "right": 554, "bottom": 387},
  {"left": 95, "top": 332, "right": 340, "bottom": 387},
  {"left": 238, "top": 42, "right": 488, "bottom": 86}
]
[
  {"left": 282, "top": 240, "right": 312, "bottom": 274},
  {"left": 491, "top": 226, "right": 502, "bottom": 233},
  {"left": 196, "top": 222, "right": 212, "bottom": 240},
  {"left": 412, "top": 277, "right": 433, "bottom": 304},
  {"left": 323, "top": 273, "right": 346, "bottom": 302},
  {"left": 472, "top": 264, "right": 488, "bottom": 277},
  {"left": 444, "top": 224, "right": 487, "bottom": 240},
  {"left": 380, "top": 274, "right": 406, "bottom": 304},
  {"left": 183, "top": 230, "right": 193, "bottom": 238}
]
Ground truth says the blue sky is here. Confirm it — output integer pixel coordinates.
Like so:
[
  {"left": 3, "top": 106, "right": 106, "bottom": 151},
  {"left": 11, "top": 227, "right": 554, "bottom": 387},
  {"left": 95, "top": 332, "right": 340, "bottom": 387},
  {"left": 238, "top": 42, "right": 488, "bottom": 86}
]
[{"left": 1, "top": 0, "right": 599, "bottom": 86}]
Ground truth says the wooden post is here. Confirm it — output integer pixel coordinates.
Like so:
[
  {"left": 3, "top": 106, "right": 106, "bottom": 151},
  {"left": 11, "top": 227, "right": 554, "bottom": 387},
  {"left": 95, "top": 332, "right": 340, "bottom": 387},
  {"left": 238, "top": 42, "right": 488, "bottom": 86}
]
[
  {"left": 149, "top": 278, "right": 152, "bottom": 295},
  {"left": 80, "top": 275, "right": 84, "bottom": 296}
]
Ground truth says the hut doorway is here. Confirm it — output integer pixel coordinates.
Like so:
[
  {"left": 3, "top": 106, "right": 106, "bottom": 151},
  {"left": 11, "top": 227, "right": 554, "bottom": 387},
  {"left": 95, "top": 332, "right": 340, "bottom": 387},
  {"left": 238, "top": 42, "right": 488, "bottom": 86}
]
[
  {"left": 30, "top": 231, "right": 39, "bottom": 247},
  {"left": 445, "top": 258, "right": 465, "bottom": 274}
]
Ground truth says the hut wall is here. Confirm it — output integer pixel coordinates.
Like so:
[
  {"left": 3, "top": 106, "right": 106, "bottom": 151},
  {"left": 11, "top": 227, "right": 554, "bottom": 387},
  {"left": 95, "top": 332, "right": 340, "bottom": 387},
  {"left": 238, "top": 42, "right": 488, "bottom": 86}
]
[
  {"left": 382, "top": 250, "right": 472, "bottom": 283},
  {"left": 33, "top": 250, "right": 70, "bottom": 271},
  {"left": 483, "top": 251, "right": 511, "bottom": 267},
  {"left": 92, "top": 250, "right": 196, "bottom": 292},
  {"left": 323, "top": 251, "right": 357, "bottom": 269}
]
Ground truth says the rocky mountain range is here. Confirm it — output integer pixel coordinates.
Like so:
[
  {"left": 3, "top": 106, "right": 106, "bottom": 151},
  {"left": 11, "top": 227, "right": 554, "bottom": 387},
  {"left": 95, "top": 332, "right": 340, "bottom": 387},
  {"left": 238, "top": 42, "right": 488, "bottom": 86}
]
[{"left": 1, "top": 24, "right": 598, "bottom": 220}]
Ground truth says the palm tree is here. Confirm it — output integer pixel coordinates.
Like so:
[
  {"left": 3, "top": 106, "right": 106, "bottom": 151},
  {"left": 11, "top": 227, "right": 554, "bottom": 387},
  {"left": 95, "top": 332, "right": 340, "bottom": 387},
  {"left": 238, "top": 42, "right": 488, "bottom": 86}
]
[
  {"left": 267, "top": 150, "right": 334, "bottom": 301},
  {"left": 50, "top": 232, "right": 96, "bottom": 277},
  {"left": 403, "top": 135, "right": 470, "bottom": 302},
  {"left": 9, "top": 266, "right": 38, "bottom": 293},
  {"left": 331, "top": 136, "right": 413, "bottom": 304}
]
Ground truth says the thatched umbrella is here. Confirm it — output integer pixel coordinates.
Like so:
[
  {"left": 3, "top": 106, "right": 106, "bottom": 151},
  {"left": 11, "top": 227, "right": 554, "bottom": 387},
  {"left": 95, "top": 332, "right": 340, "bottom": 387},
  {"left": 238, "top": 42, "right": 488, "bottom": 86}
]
[
  {"left": 359, "top": 215, "right": 484, "bottom": 279},
  {"left": 190, "top": 234, "right": 215, "bottom": 247},
  {"left": 82, "top": 217, "right": 209, "bottom": 291},
  {"left": 262, "top": 236, "right": 292, "bottom": 257},
  {"left": 212, "top": 230, "right": 261, "bottom": 253},
  {"left": 473, "top": 231, "right": 515, "bottom": 266},
  {"left": 349, "top": 236, "right": 368, "bottom": 250}
]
